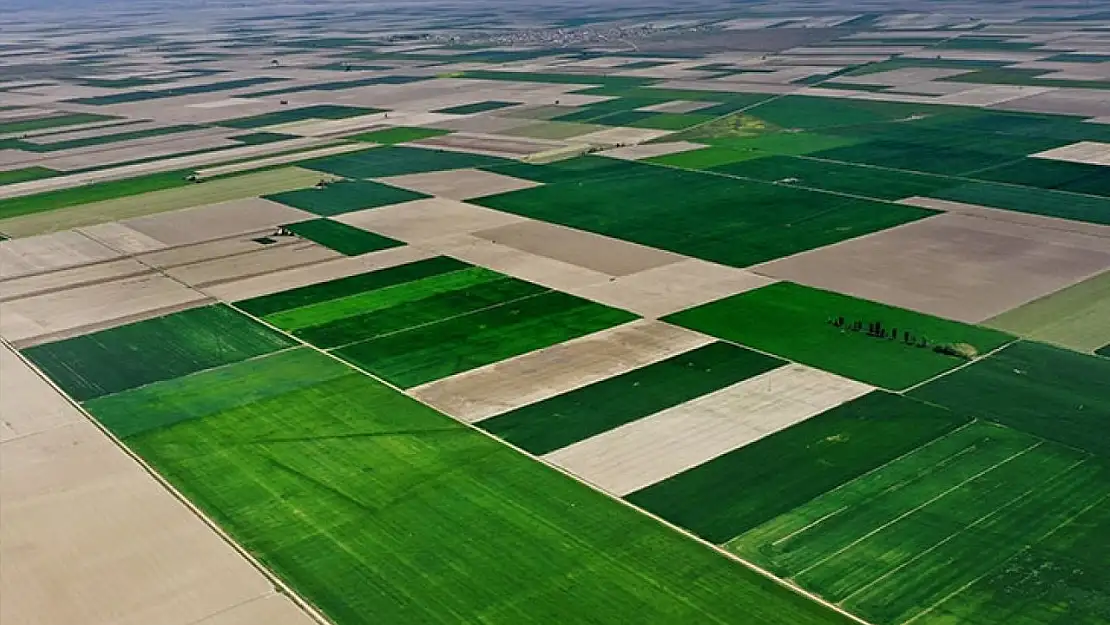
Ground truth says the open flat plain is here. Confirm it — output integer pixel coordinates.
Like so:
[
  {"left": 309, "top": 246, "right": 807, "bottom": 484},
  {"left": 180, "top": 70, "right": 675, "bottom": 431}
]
[{"left": 4, "top": 2, "right": 1110, "bottom": 625}]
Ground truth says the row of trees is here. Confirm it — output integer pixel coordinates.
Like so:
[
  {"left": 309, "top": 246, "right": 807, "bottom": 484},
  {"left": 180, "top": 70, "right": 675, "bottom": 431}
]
[{"left": 826, "top": 316, "right": 978, "bottom": 360}]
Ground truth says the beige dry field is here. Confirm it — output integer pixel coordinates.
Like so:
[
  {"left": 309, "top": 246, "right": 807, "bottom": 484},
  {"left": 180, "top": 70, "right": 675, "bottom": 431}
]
[
  {"left": 0, "top": 257, "right": 153, "bottom": 302},
  {"left": 335, "top": 197, "right": 526, "bottom": 242},
  {"left": 1032, "top": 140, "right": 1110, "bottom": 166},
  {"left": 473, "top": 219, "right": 685, "bottom": 276},
  {"left": 756, "top": 212, "right": 1110, "bottom": 323},
  {"left": 121, "top": 197, "right": 313, "bottom": 247},
  {"left": 77, "top": 222, "right": 169, "bottom": 254},
  {"left": 0, "top": 168, "right": 323, "bottom": 238},
  {"left": 411, "top": 320, "right": 714, "bottom": 422},
  {"left": 545, "top": 364, "right": 873, "bottom": 496},
  {"left": 161, "top": 241, "right": 341, "bottom": 288},
  {"left": 598, "top": 141, "right": 707, "bottom": 160},
  {"left": 0, "top": 230, "right": 121, "bottom": 279},
  {"left": 375, "top": 168, "right": 540, "bottom": 200}
]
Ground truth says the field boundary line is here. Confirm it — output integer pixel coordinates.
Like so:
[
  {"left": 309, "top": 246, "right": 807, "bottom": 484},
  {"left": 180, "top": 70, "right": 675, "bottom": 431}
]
[
  {"left": 772, "top": 506, "right": 850, "bottom": 547},
  {"left": 1, "top": 336, "right": 335, "bottom": 625},
  {"left": 838, "top": 457, "right": 1089, "bottom": 605},
  {"left": 228, "top": 302, "right": 876, "bottom": 625},
  {"left": 900, "top": 338, "right": 1019, "bottom": 393},
  {"left": 793, "top": 441, "right": 1042, "bottom": 578}
]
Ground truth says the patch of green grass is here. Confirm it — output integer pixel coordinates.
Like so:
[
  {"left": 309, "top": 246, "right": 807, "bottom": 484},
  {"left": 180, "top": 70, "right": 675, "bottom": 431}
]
[
  {"left": 627, "top": 392, "right": 969, "bottom": 543},
  {"left": 481, "top": 342, "right": 782, "bottom": 454},
  {"left": 217, "top": 105, "right": 384, "bottom": 129},
  {"left": 101, "top": 368, "right": 855, "bottom": 625},
  {"left": 0, "top": 166, "right": 59, "bottom": 186},
  {"left": 0, "top": 112, "right": 115, "bottom": 135},
  {"left": 910, "top": 341, "right": 1110, "bottom": 457},
  {"left": 985, "top": 271, "right": 1110, "bottom": 353},
  {"left": 628, "top": 112, "right": 714, "bottom": 130},
  {"left": 284, "top": 218, "right": 404, "bottom": 256},
  {"left": 333, "top": 291, "right": 636, "bottom": 387},
  {"left": 728, "top": 421, "right": 1105, "bottom": 625},
  {"left": 264, "top": 266, "right": 504, "bottom": 331},
  {"left": 264, "top": 179, "right": 428, "bottom": 216},
  {"left": 433, "top": 100, "right": 519, "bottom": 115},
  {"left": 22, "top": 304, "right": 295, "bottom": 402},
  {"left": 928, "top": 181, "right": 1110, "bottom": 225},
  {"left": 349, "top": 126, "right": 452, "bottom": 145},
  {"left": 743, "top": 95, "right": 932, "bottom": 130},
  {"left": 647, "top": 145, "right": 756, "bottom": 169},
  {"left": 303, "top": 145, "right": 510, "bottom": 178},
  {"left": 0, "top": 170, "right": 191, "bottom": 220},
  {"left": 664, "top": 112, "right": 777, "bottom": 143},
  {"left": 713, "top": 155, "right": 955, "bottom": 200},
  {"left": 473, "top": 160, "right": 936, "bottom": 268},
  {"left": 665, "top": 282, "right": 1014, "bottom": 390},
  {"left": 84, "top": 348, "right": 349, "bottom": 438},
  {"left": 235, "top": 256, "right": 471, "bottom": 316}
]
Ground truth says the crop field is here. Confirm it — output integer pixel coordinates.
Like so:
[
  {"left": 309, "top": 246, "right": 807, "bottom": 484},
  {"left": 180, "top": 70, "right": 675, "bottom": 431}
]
[
  {"left": 973, "top": 158, "right": 1110, "bottom": 197},
  {"left": 928, "top": 181, "right": 1110, "bottom": 225},
  {"left": 481, "top": 341, "right": 784, "bottom": 454},
  {"left": 21, "top": 304, "right": 295, "bottom": 401},
  {"left": 726, "top": 420, "right": 1108, "bottom": 625},
  {"left": 302, "top": 145, "right": 510, "bottom": 178},
  {"left": 0, "top": 166, "right": 59, "bottom": 186},
  {"left": 78, "top": 346, "right": 854, "bottom": 625},
  {"left": 67, "top": 77, "right": 288, "bottom": 105},
  {"left": 985, "top": 271, "right": 1110, "bottom": 352},
  {"left": 264, "top": 179, "right": 428, "bottom": 215},
  {"left": 0, "top": 170, "right": 190, "bottom": 221},
  {"left": 228, "top": 132, "right": 298, "bottom": 145},
  {"left": 349, "top": 126, "right": 452, "bottom": 145},
  {"left": 0, "top": 112, "right": 115, "bottom": 135},
  {"left": 8, "top": 124, "right": 201, "bottom": 153},
  {"left": 284, "top": 218, "right": 404, "bottom": 256},
  {"left": 665, "top": 282, "right": 1014, "bottom": 390},
  {"left": 218, "top": 105, "right": 384, "bottom": 129},
  {"left": 434, "top": 100, "right": 519, "bottom": 115},
  {"left": 712, "top": 155, "right": 954, "bottom": 200},
  {"left": 473, "top": 159, "right": 936, "bottom": 267},
  {"left": 911, "top": 341, "right": 1110, "bottom": 456}
]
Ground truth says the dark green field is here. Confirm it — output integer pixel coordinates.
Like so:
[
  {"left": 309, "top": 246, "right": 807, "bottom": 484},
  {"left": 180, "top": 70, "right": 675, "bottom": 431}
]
[
  {"left": 218, "top": 105, "right": 383, "bottom": 129},
  {"left": 911, "top": 341, "right": 1110, "bottom": 457},
  {"left": 265, "top": 179, "right": 427, "bottom": 215},
  {"left": 474, "top": 159, "right": 935, "bottom": 267},
  {"left": 84, "top": 349, "right": 853, "bottom": 625},
  {"left": 303, "top": 145, "right": 509, "bottom": 178},
  {"left": 712, "top": 155, "right": 954, "bottom": 200},
  {"left": 349, "top": 126, "right": 452, "bottom": 145},
  {"left": 481, "top": 342, "right": 783, "bottom": 454},
  {"left": 284, "top": 219, "right": 404, "bottom": 256},
  {"left": 228, "top": 132, "right": 299, "bottom": 145},
  {"left": 235, "top": 256, "right": 470, "bottom": 316},
  {"left": 12, "top": 124, "right": 200, "bottom": 152},
  {"left": 929, "top": 181, "right": 1110, "bottom": 225},
  {"left": 333, "top": 290, "right": 636, "bottom": 387},
  {"left": 433, "top": 100, "right": 519, "bottom": 115},
  {"left": 22, "top": 304, "right": 295, "bottom": 401},
  {"left": 0, "top": 166, "right": 59, "bottom": 186},
  {"left": 68, "top": 77, "right": 287, "bottom": 105},
  {"left": 665, "top": 282, "right": 1014, "bottom": 390},
  {"left": 0, "top": 112, "right": 115, "bottom": 135},
  {"left": 972, "top": 158, "right": 1110, "bottom": 197},
  {"left": 627, "top": 392, "right": 969, "bottom": 543}
]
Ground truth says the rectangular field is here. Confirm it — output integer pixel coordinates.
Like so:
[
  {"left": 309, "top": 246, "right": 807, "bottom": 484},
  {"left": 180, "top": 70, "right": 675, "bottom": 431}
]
[
  {"left": 726, "top": 421, "right": 1107, "bottom": 625},
  {"left": 910, "top": 341, "right": 1110, "bottom": 457},
  {"left": 626, "top": 392, "right": 969, "bottom": 542},
  {"left": 284, "top": 219, "right": 404, "bottom": 256},
  {"left": 303, "top": 145, "right": 510, "bottom": 178},
  {"left": 984, "top": 270, "right": 1110, "bottom": 352},
  {"left": 21, "top": 304, "right": 295, "bottom": 401},
  {"left": 665, "top": 282, "right": 1014, "bottom": 390},
  {"left": 927, "top": 181, "right": 1110, "bottom": 225},
  {"left": 264, "top": 179, "right": 428, "bottom": 216},
  {"left": 82, "top": 348, "right": 853, "bottom": 625}
]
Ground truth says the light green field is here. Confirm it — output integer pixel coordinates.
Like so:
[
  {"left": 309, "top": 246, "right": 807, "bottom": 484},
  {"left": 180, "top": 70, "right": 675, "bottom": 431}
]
[
  {"left": 0, "top": 167, "right": 326, "bottom": 237},
  {"left": 984, "top": 271, "right": 1110, "bottom": 352}
]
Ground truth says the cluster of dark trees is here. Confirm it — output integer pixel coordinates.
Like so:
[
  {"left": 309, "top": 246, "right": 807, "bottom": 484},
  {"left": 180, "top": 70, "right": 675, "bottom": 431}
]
[{"left": 827, "top": 316, "right": 930, "bottom": 348}]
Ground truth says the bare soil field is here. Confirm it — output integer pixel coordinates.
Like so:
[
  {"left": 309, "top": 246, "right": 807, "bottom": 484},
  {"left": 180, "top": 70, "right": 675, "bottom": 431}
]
[
  {"left": 335, "top": 197, "right": 526, "bottom": 242},
  {"left": 425, "top": 233, "right": 614, "bottom": 293},
  {"left": 76, "top": 223, "right": 168, "bottom": 255},
  {"left": 755, "top": 212, "right": 1110, "bottom": 323},
  {"left": 162, "top": 241, "right": 341, "bottom": 288},
  {"left": 638, "top": 100, "right": 721, "bottom": 113},
  {"left": 572, "top": 127, "right": 673, "bottom": 146},
  {"left": 898, "top": 196, "right": 1110, "bottom": 237},
  {"left": 123, "top": 197, "right": 314, "bottom": 247},
  {"left": 375, "top": 168, "right": 540, "bottom": 200},
  {"left": 544, "top": 364, "right": 872, "bottom": 496},
  {"left": 0, "top": 258, "right": 153, "bottom": 303},
  {"left": 473, "top": 219, "right": 685, "bottom": 276},
  {"left": 0, "top": 344, "right": 83, "bottom": 442},
  {"left": 1032, "top": 141, "right": 1110, "bottom": 166},
  {"left": 0, "top": 274, "right": 210, "bottom": 347},
  {"left": 568, "top": 258, "right": 776, "bottom": 319},
  {"left": 407, "top": 132, "right": 564, "bottom": 158},
  {"left": 992, "top": 88, "right": 1110, "bottom": 117},
  {"left": 0, "top": 231, "right": 120, "bottom": 279},
  {"left": 411, "top": 320, "right": 714, "bottom": 423},
  {"left": 599, "top": 141, "right": 707, "bottom": 161},
  {"left": 934, "top": 85, "right": 1056, "bottom": 107}
]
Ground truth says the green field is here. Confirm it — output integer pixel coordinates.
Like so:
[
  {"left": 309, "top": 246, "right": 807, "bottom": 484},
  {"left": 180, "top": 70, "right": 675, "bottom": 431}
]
[
  {"left": 474, "top": 159, "right": 935, "bottom": 267},
  {"left": 0, "top": 166, "right": 59, "bottom": 186},
  {"left": 68, "top": 77, "right": 287, "bottom": 105},
  {"left": 627, "top": 392, "right": 969, "bottom": 543},
  {"left": 284, "top": 219, "right": 404, "bottom": 256},
  {"left": 727, "top": 420, "right": 1106, "bottom": 625},
  {"left": 22, "top": 304, "right": 295, "bottom": 401},
  {"left": 985, "top": 271, "right": 1110, "bottom": 352},
  {"left": 742, "top": 96, "right": 930, "bottom": 130},
  {"left": 0, "top": 170, "right": 190, "bottom": 221},
  {"left": 333, "top": 290, "right": 636, "bottom": 387},
  {"left": 911, "top": 341, "right": 1110, "bottom": 457},
  {"left": 303, "top": 145, "right": 509, "bottom": 178},
  {"left": 480, "top": 342, "right": 783, "bottom": 454},
  {"left": 665, "top": 282, "right": 1014, "bottom": 390},
  {"left": 228, "top": 132, "right": 299, "bottom": 145},
  {"left": 972, "top": 158, "right": 1110, "bottom": 197},
  {"left": 83, "top": 348, "right": 854, "bottom": 625},
  {"left": 235, "top": 256, "right": 471, "bottom": 316},
  {"left": 218, "top": 105, "right": 384, "bottom": 129},
  {"left": 0, "top": 112, "right": 115, "bottom": 135},
  {"left": 712, "top": 155, "right": 955, "bottom": 200},
  {"left": 433, "top": 100, "right": 520, "bottom": 115},
  {"left": 928, "top": 181, "right": 1110, "bottom": 225},
  {"left": 265, "top": 179, "right": 427, "bottom": 215},
  {"left": 348, "top": 126, "right": 452, "bottom": 145},
  {"left": 12, "top": 124, "right": 200, "bottom": 152}
]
